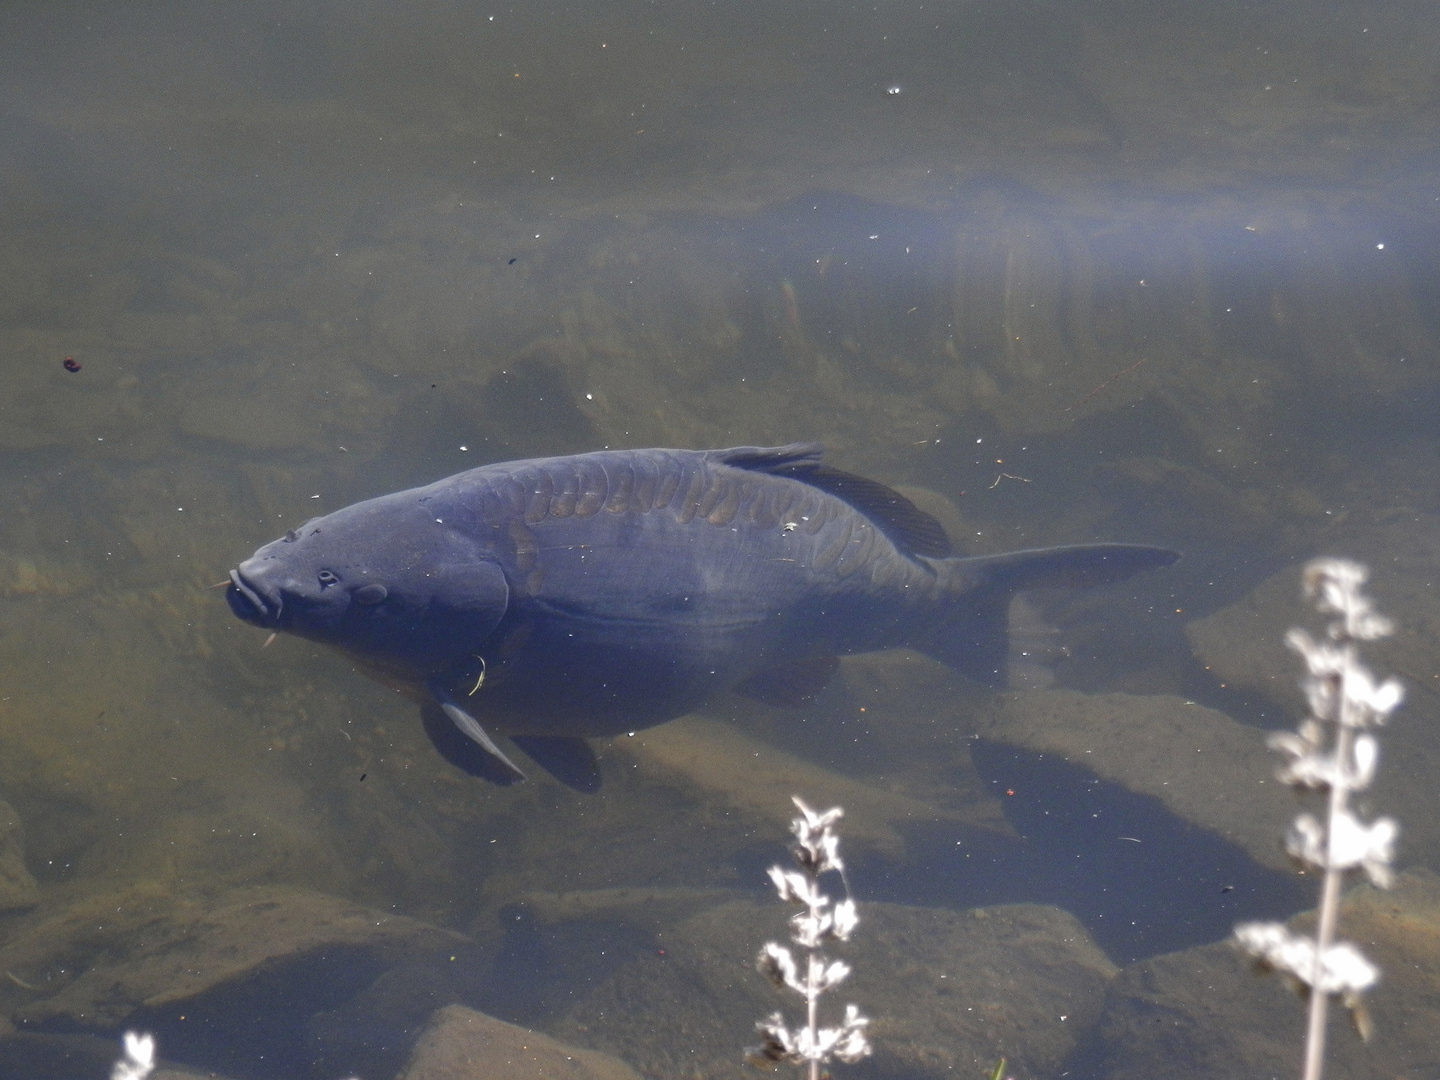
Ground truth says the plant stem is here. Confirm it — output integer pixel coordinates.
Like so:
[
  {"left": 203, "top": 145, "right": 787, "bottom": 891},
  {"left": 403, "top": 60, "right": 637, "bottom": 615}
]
[
  {"left": 1301, "top": 685, "right": 1353, "bottom": 1080},
  {"left": 808, "top": 953, "right": 820, "bottom": 1080}
]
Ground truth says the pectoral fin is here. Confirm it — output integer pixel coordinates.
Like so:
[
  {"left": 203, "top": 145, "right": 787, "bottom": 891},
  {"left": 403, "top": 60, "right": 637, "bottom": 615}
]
[{"left": 426, "top": 678, "right": 527, "bottom": 783}]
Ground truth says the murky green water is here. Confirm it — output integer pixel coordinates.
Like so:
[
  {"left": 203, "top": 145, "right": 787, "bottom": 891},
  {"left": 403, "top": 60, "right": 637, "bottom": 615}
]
[{"left": 1, "top": 2, "right": 1438, "bottom": 1078}]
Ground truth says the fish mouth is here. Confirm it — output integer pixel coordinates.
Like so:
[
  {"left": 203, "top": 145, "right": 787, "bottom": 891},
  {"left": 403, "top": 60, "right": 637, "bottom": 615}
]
[{"left": 226, "top": 569, "right": 281, "bottom": 627}]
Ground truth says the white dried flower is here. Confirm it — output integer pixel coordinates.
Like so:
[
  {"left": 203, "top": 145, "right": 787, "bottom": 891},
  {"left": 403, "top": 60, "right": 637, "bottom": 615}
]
[
  {"left": 830, "top": 898, "right": 860, "bottom": 941},
  {"left": 1286, "top": 626, "right": 1341, "bottom": 677},
  {"left": 814, "top": 957, "right": 852, "bottom": 993},
  {"left": 1343, "top": 666, "right": 1404, "bottom": 724},
  {"left": 759, "top": 942, "right": 802, "bottom": 993},
  {"left": 789, "top": 908, "right": 827, "bottom": 950},
  {"left": 791, "top": 797, "right": 846, "bottom": 876},
  {"left": 1302, "top": 558, "right": 1394, "bottom": 641},
  {"left": 751, "top": 798, "right": 870, "bottom": 1078},
  {"left": 1285, "top": 813, "right": 1327, "bottom": 870},
  {"left": 1285, "top": 807, "right": 1400, "bottom": 884},
  {"left": 748, "top": 1012, "right": 800, "bottom": 1066},
  {"left": 1235, "top": 922, "right": 1379, "bottom": 996},
  {"left": 770, "top": 865, "right": 822, "bottom": 907},
  {"left": 831, "top": 1004, "right": 872, "bottom": 1063},
  {"left": 1327, "top": 810, "right": 1397, "bottom": 887},
  {"left": 1317, "top": 942, "right": 1381, "bottom": 997},
  {"left": 111, "top": 1032, "right": 156, "bottom": 1080},
  {"left": 1271, "top": 745, "right": 1337, "bottom": 789},
  {"left": 1350, "top": 735, "right": 1379, "bottom": 788}
]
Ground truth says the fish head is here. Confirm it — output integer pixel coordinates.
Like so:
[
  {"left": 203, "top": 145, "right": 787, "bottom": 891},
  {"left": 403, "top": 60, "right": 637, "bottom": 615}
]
[{"left": 226, "top": 499, "right": 510, "bottom": 677}]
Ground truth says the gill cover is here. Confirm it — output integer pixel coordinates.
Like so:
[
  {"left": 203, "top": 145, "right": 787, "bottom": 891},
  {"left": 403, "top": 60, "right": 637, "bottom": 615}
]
[{"left": 348, "top": 559, "right": 511, "bottom": 673}]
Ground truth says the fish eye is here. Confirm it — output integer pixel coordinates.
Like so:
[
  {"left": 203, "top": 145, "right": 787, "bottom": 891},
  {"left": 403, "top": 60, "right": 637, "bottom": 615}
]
[
  {"left": 353, "top": 583, "right": 388, "bottom": 606},
  {"left": 317, "top": 569, "right": 339, "bottom": 587}
]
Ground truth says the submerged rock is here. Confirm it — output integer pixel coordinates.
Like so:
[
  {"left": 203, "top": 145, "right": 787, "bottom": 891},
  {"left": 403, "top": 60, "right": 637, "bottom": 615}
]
[
  {"left": 401, "top": 1004, "right": 643, "bottom": 1080},
  {"left": 0, "top": 1032, "right": 125, "bottom": 1080},
  {"left": 0, "top": 798, "right": 39, "bottom": 912},
  {"left": 508, "top": 885, "right": 744, "bottom": 929},
  {"left": 553, "top": 897, "right": 1117, "bottom": 1080},
  {"left": 622, "top": 714, "right": 1002, "bottom": 860},
  {"left": 1088, "top": 869, "right": 1440, "bottom": 1080},
  {"left": 0, "top": 883, "right": 465, "bottom": 1029},
  {"left": 976, "top": 689, "right": 1294, "bottom": 872}
]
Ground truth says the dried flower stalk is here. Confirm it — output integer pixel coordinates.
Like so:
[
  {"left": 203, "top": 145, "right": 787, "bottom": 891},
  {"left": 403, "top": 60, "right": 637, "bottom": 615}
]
[
  {"left": 749, "top": 797, "right": 871, "bottom": 1080},
  {"left": 1235, "top": 558, "right": 1402, "bottom": 1080}
]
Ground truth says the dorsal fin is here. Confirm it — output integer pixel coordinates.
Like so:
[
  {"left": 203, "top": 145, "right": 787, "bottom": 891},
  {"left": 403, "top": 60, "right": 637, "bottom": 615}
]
[
  {"left": 712, "top": 444, "right": 953, "bottom": 558},
  {"left": 709, "top": 443, "right": 826, "bottom": 471},
  {"left": 777, "top": 463, "right": 954, "bottom": 558}
]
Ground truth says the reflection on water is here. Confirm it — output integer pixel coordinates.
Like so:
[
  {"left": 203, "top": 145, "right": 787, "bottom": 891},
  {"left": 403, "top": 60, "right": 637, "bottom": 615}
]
[{"left": 2, "top": 1, "right": 1439, "bottom": 1077}]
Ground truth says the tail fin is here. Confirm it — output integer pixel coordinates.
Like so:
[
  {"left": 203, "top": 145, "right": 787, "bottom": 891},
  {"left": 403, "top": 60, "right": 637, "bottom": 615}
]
[{"left": 918, "top": 543, "right": 1179, "bottom": 686}]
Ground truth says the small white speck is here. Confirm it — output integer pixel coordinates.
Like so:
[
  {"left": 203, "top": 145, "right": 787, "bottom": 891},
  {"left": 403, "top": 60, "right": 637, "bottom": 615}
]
[
  {"left": 887, "top": 85, "right": 902, "bottom": 95},
  {"left": 176, "top": 507, "right": 183, "bottom": 511},
  {"left": 1376, "top": 242, "right": 1385, "bottom": 250},
  {"left": 310, "top": 494, "right": 320, "bottom": 499},
  {"left": 585, "top": 393, "right": 593, "bottom": 400},
  {"left": 436, "top": 518, "right": 444, "bottom": 524},
  {"left": 460, "top": 445, "right": 468, "bottom": 451}
]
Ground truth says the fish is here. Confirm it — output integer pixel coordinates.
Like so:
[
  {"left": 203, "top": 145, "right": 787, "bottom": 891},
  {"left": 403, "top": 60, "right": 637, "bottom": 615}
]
[{"left": 226, "top": 443, "right": 1177, "bottom": 790}]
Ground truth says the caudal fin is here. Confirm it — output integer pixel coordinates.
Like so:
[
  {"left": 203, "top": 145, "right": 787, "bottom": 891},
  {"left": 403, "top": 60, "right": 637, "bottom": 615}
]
[{"left": 918, "top": 543, "right": 1178, "bottom": 686}]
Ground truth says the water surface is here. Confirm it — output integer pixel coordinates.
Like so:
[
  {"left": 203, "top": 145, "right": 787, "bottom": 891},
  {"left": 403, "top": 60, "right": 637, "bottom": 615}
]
[{"left": 1, "top": 2, "right": 1437, "bottom": 1078}]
